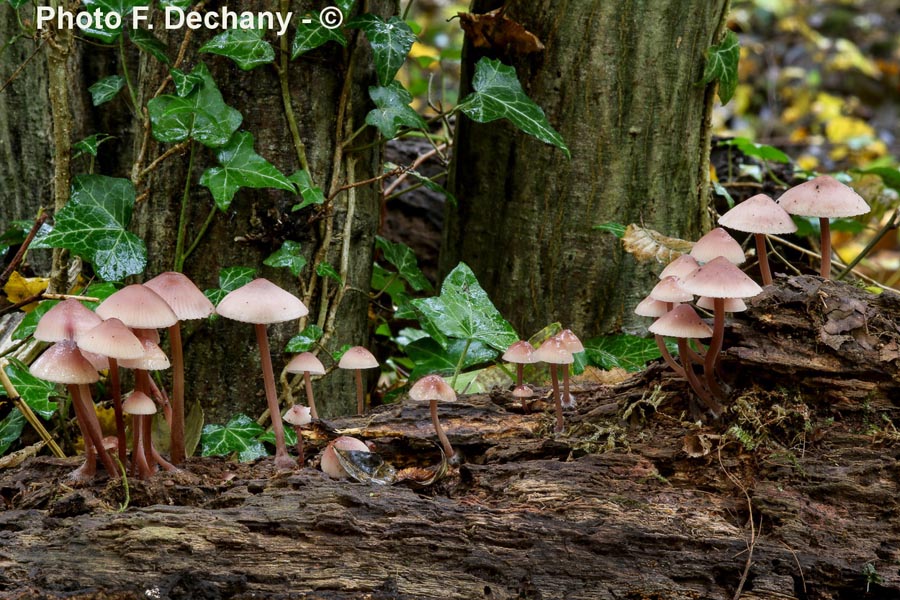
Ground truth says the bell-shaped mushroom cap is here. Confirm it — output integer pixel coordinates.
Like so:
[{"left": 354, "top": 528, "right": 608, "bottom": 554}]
[
  {"left": 533, "top": 336, "right": 574, "bottom": 365},
  {"left": 556, "top": 329, "right": 584, "bottom": 354},
  {"left": 134, "top": 328, "right": 160, "bottom": 344},
  {"left": 118, "top": 339, "right": 171, "bottom": 371},
  {"left": 216, "top": 278, "right": 308, "bottom": 325},
  {"left": 697, "top": 296, "right": 748, "bottom": 313},
  {"left": 659, "top": 255, "right": 700, "bottom": 280},
  {"left": 283, "top": 405, "right": 312, "bottom": 426},
  {"left": 409, "top": 374, "right": 457, "bottom": 403},
  {"left": 682, "top": 256, "right": 763, "bottom": 299},
  {"left": 690, "top": 228, "right": 746, "bottom": 265},
  {"left": 321, "top": 436, "right": 370, "bottom": 479},
  {"left": 502, "top": 340, "right": 536, "bottom": 364},
  {"left": 30, "top": 341, "right": 99, "bottom": 384},
  {"left": 96, "top": 284, "right": 178, "bottom": 329},
  {"left": 512, "top": 385, "right": 534, "bottom": 398},
  {"left": 634, "top": 296, "right": 672, "bottom": 318},
  {"left": 777, "top": 175, "right": 870, "bottom": 218},
  {"left": 649, "top": 304, "right": 714, "bottom": 339},
  {"left": 122, "top": 390, "right": 157, "bottom": 415},
  {"left": 338, "top": 346, "right": 379, "bottom": 369},
  {"left": 81, "top": 350, "right": 110, "bottom": 371},
  {"left": 719, "top": 194, "right": 798, "bottom": 234},
  {"left": 144, "top": 272, "right": 215, "bottom": 321},
  {"left": 285, "top": 352, "right": 325, "bottom": 375},
  {"left": 34, "top": 299, "right": 102, "bottom": 342},
  {"left": 77, "top": 318, "right": 145, "bottom": 360},
  {"left": 650, "top": 276, "right": 694, "bottom": 303}
]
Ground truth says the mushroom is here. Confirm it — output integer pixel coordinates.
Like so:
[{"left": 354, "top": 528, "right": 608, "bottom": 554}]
[
  {"left": 216, "top": 278, "right": 308, "bottom": 470},
  {"left": 502, "top": 340, "right": 536, "bottom": 412},
  {"left": 647, "top": 277, "right": 695, "bottom": 376},
  {"left": 408, "top": 374, "right": 457, "bottom": 458},
  {"left": 659, "top": 254, "right": 700, "bottom": 280},
  {"left": 33, "top": 298, "right": 101, "bottom": 342},
  {"left": 555, "top": 329, "right": 583, "bottom": 409},
  {"left": 533, "top": 337, "right": 574, "bottom": 433},
  {"left": 122, "top": 390, "right": 157, "bottom": 480},
  {"left": 776, "top": 175, "right": 870, "bottom": 279},
  {"left": 337, "top": 346, "right": 379, "bottom": 415},
  {"left": 320, "top": 436, "right": 371, "bottom": 479},
  {"left": 283, "top": 405, "right": 311, "bottom": 465},
  {"left": 690, "top": 227, "right": 746, "bottom": 265},
  {"left": 681, "top": 256, "right": 762, "bottom": 399},
  {"left": 285, "top": 352, "right": 325, "bottom": 420},
  {"left": 718, "top": 193, "right": 798, "bottom": 286},
  {"left": 142, "top": 272, "right": 215, "bottom": 465}
]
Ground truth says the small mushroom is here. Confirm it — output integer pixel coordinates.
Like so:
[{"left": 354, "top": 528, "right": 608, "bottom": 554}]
[
  {"left": 718, "top": 193, "right": 797, "bottom": 285},
  {"left": 285, "top": 352, "right": 325, "bottom": 420},
  {"left": 690, "top": 227, "right": 746, "bottom": 265},
  {"left": 408, "top": 374, "right": 457, "bottom": 458},
  {"left": 122, "top": 390, "right": 158, "bottom": 480},
  {"left": 555, "top": 330, "right": 583, "bottom": 409},
  {"left": 502, "top": 340, "right": 536, "bottom": 412},
  {"left": 338, "top": 346, "right": 379, "bottom": 415},
  {"left": 532, "top": 338, "right": 574, "bottom": 433},
  {"left": 283, "top": 405, "right": 311, "bottom": 465},
  {"left": 321, "top": 436, "right": 371, "bottom": 479}
]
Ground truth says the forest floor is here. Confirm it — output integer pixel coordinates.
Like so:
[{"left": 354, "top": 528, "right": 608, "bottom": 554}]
[{"left": 1, "top": 275, "right": 899, "bottom": 600}]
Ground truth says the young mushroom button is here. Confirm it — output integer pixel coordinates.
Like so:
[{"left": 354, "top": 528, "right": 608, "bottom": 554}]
[
  {"left": 285, "top": 352, "right": 326, "bottom": 420},
  {"left": 408, "top": 374, "right": 457, "bottom": 459},
  {"left": 338, "top": 346, "right": 379, "bottom": 415},
  {"left": 321, "top": 436, "right": 371, "bottom": 479}
]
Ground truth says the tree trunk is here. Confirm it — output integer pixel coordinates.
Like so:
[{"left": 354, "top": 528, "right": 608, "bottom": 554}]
[{"left": 443, "top": 0, "right": 729, "bottom": 339}]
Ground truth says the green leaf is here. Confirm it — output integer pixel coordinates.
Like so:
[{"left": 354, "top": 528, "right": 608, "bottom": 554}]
[
  {"left": 259, "top": 426, "right": 297, "bottom": 447},
  {"left": 200, "top": 131, "right": 295, "bottom": 211},
  {"left": 592, "top": 222, "right": 627, "bottom": 238},
  {"left": 857, "top": 166, "right": 900, "bottom": 192},
  {"left": 457, "top": 57, "right": 569, "bottom": 157},
  {"left": 264, "top": 240, "right": 307, "bottom": 277},
  {"left": 316, "top": 262, "right": 342, "bottom": 284},
  {"left": 199, "top": 21, "right": 275, "bottom": 70},
  {"left": 712, "top": 181, "right": 736, "bottom": 209},
  {"left": 700, "top": 30, "right": 740, "bottom": 105},
  {"left": 147, "top": 63, "right": 243, "bottom": 148},
  {"left": 88, "top": 76, "right": 125, "bottom": 106},
  {"left": 411, "top": 262, "right": 518, "bottom": 353},
  {"left": 2, "top": 359, "right": 58, "bottom": 419},
  {"left": 291, "top": 13, "right": 348, "bottom": 59},
  {"left": 365, "top": 82, "right": 426, "bottom": 139},
  {"left": 793, "top": 216, "right": 864, "bottom": 238},
  {"left": 129, "top": 28, "right": 170, "bottom": 63},
  {"left": 80, "top": 0, "right": 151, "bottom": 42},
  {"left": 200, "top": 414, "right": 267, "bottom": 462},
  {"left": 40, "top": 175, "right": 146, "bottom": 281},
  {"left": 0, "top": 410, "right": 25, "bottom": 456},
  {"left": 720, "top": 137, "right": 790, "bottom": 164},
  {"left": 73, "top": 134, "right": 114, "bottom": 158},
  {"left": 204, "top": 266, "right": 256, "bottom": 305},
  {"left": 8, "top": 0, "right": 30, "bottom": 8},
  {"left": 347, "top": 15, "right": 415, "bottom": 86},
  {"left": 371, "top": 263, "right": 412, "bottom": 311},
  {"left": 406, "top": 336, "right": 497, "bottom": 381},
  {"left": 582, "top": 334, "right": 671, "bottom": 372},
  {"left": 170, "top": 68, "right": 203, "bottom": 97},
  {"left": 288, "top": 170, "right": 326, "bottom": 212},
  {"left": 159, "top": 0, "right": 190, "bottom": 9},
  {"left": 335, "top": 0, "right": 357, "bottom": 14},
  {"left": 375, "top": 236, "right": 430, "bottom": 291},
  {"left": 284, "top": 324, "right": 324, "bottom": 353}
]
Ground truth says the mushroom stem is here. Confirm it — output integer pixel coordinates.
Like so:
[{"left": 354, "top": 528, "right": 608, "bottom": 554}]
[
  {"left": 74, "top": 384, "right": 119, "bottom": 478},
  {"left": 819, "top": 217, "right": 832, "bottom": 279},
  {"left": 131, "top": 414, "right": 152, "bottom": 480},
  {"left": 134, "top": 370, "right": 158, "bottom": 475},
  {"left": 515, "top": 363, "right": 524, "bottom": 387},
  {"left": 254, "top": 323, "right": 293, "bottom": 469},
  {"left": 151, "top": 444, "right": 177, "bottom": 472},
  {"left": 293, "top": 425, "right": 304, "bottom": 465},
  {"left": 303, "top": 371, "right": 318, "bottom": 420},
  {"left": 67, "top": 384, "right": 97, "bottom": 480},
  {"left": 167, "top": 322, "right": 186, "bottom": 464},
  {"left": 677, "top": 339, "right": 723, "bottom": 416},
  {"left": 108, "top": 357, "right": 127, "bottom": 466},
  {"left": 655, "top": 334, "right": 685, "bottom": 377},
  {"left": 142, "top": 414, "right": 156, "bottom": 475},
  {"left": 704, "top": 299, "right": 728, "bottom": 399},
  {"left": 562, "top": 364, "right": 572, "bottom": 407},
  {"left": 429, "top": 399, "right": 454, "bottom": 457},
  {"left": 355, "top": 369, "right": 365, "bottom": 415},
  {"left": 550, "top": 364, "right": 563, "bottom": 433},
  {"left": 755, "top": 233, "right": 773, "bottom": 286}
]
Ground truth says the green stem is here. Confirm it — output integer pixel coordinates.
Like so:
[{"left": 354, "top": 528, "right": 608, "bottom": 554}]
[
  {"left": 450, "top": 338, "right": 472, "bottom": 389},
  {"left": 118, "top": 34, "right": 139, "bottom": 116},
  {"left": 402, "top": 0, "right": 415, "bottom": 20},
  {"left": 341, "top": 124, "right": 369, "bottom": 148},
  {"left": 181, "top": 204, "right": 217, "bottom": 265},
  {"left": 173, "top": 141, "right": 197, "bottom": 272},
  {"left": 279, "top": 0, "right": 309, "bottom": 173},
  {"left": 836, "top": 208, "right": 899, "bottom": 280}
]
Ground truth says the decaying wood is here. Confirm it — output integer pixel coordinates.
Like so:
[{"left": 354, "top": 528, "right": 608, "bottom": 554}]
[{"left": 1, "top": 276, "right": 899, "bottom": 599}]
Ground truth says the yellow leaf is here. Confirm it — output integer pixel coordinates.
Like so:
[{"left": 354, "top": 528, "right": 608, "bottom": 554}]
[
  {"left": 827, "top": 39, "right": 880, "bottom": 78},
  {"left": 812, "top": 92, "right": 844, "bottom": 122},
  {"left": 796, "top": 154, "right": 819, "bottom": 171},
  {"left": 94, "top": 404, "right": 118, "bottom": 438},
  {"left": 409, "top": 41, "right": 438, "bottom": 59},
  {"left": 3, "top": 272, "right": 49, "bottom": 311},
  {"left": 825, "top": 116, "right": 875, "bottom": 145}
]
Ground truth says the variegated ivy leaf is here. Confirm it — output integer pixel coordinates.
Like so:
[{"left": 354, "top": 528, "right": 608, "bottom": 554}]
[
  {"left": 199, "top": 21, "right": 275, "bottom": 70},
  {"left": 88, "top": 76, "right": 125, "bottom": 106},
  {"left": 347, "top": 14, "right": 415, "bottom": 86},
  {"left": 291, "top": 13, "right": 347, "bottom": 58},
  {"left": 365, "top": 81, "right": 426, "bottom": 139}
]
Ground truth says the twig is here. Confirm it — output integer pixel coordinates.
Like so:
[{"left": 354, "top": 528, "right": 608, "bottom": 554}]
[
  {"left": 0, "top": 210, "right": 48, "bottom": 287},
  {"left": 835, "top": 208, "right": 899, "bottom": 281},
  {"left": 326, "top": 168, "right": 402, "bottom": 203},
  {"left": 718, "top": 443, "right": 758, "bottom": 600},
  {"left": 382, "top": 144, "right": 447, "bottom": 198},
  {"left": 0, "top": 359, "right": 66, "bottom": 458},
  {"left": 0, "top": 38, "right": 46, "bottom": 96},
  {"left": 767, "top": 234, "right": 892, "bottom": 290},
  {"left": 136, "top": 141, "right": 190, "bottom": 182}
]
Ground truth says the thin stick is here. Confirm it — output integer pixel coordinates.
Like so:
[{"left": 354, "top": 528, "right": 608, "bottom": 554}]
[
  {"left": 0, "top": 363, "right": 65, "bottom": 458},
  {"left": 0, "top": 211, "right": 48, "bottom": 287}
]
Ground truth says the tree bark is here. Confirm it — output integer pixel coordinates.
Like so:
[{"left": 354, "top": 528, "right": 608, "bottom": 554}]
[{"left": 443, "top": 0, "right": 729, "bottom": 338}]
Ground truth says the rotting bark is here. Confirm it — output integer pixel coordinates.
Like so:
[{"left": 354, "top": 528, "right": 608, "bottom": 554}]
[{"left": 1, "top": 277, "right": 898, "bottom": 600}]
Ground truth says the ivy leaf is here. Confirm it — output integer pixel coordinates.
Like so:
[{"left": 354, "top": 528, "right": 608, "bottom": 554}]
[
  {"left": 200, "top": 414, "right": 267, "bottom": 462},
  {"left": 411, "top": 262, "right": 518, "bottom": 353},
  {"left": 365, "top": 82, "right": 426, "bottom": 139},
  {"left": 592, "top": 222, "right": 627, "bottom": 238},
  {"left": 335, "top": 0, "right": 357, "bottom": 14},
  {"left": 264, "top": 240, "right": 307, "bottom": 277},
  {"left": 159, "top": 0, "right": 190, "bottom": 9},
  {"left": 147, "top": 63, "right": 243, "bottom": 148},
  {"left": 204, "top": 266, "right": 256, "bottom": 305},
  {"left": 259, "top": 426, "right": 296, "bottom": 447},
  {"left": 129, "top": 28, "right": 170, "bottom": 63},
  {"left": 457, "top": 57, "right": 569, "bottom": 158},
  {"left": 170, "top": 68, "right": 203, "bottom": 97},
  {"left": 316, "top": 262, "right": 342, "bottom": 284},
  {"left": 8, "top": 0, "right": 30, "bottom": 8},
  {"left": 41, "top": 175, "right": 146, "bottom": 281},
  {"left": 291, "top": 13, "right": 347, "bottom": 59},
  {"left": 199, "top": 22, "right": 275, "bottom": 70},
  {"left": 288, "top": 170, "right": 326, "bottom": 212},
  {"left": 79, "top": 0, "right": 151, "bottom": 42},
  {"left": 720, "top": 137, "right": 790, "bottom": 164},
  {"left": 88, "top": 76, "right": 125, "bottom": 106},
  {"left": 371, "top": 263, "right": 412, "bottom": 312},
  {"left": 200, "top": 131, "right": 295, "bottom": 211},
  {"left": 347, "top": 15, "right": 415, "bottom": 86},
  {"left": 700, "top": 30, "right": 740, "bottom": 105},
  {"left": 0, "top": 410, "right": 25, "bottom": 456},
  {"left": 375, "top": 235, "right": 431, "bottom": 291},
  {"left": 73, "top": 134, "right": 114, "bottom": 158},
  {"left": 284, "top": 324, "right": 324, "bottom": 353},
  {"left": 2, "top": 359, "right": 58, "bottom": 419},
  {"left": 582, "top": 334, "right": 672, "bottom": 372},
  {"left": 406, "top": 336, "right": 497, "bottom": 381}
]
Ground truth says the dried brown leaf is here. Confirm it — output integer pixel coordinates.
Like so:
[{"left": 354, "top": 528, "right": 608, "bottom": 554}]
[
  {"left": 622, "top": 224, "right": 694, "bottom": 264},
  {"left": 459, "top": 8, "right": 545, "bottom": 56}
]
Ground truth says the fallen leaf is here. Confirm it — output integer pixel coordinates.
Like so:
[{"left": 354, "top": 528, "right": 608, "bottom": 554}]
[
  {"left": 3, "top": 272, "right": 49, "bottom": 311},
  {"left": 622, "top": 224, "right": 694, "bottom": 264},
  {"left": 459, "top": 8, "right": 544, "bottom": 56}
]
